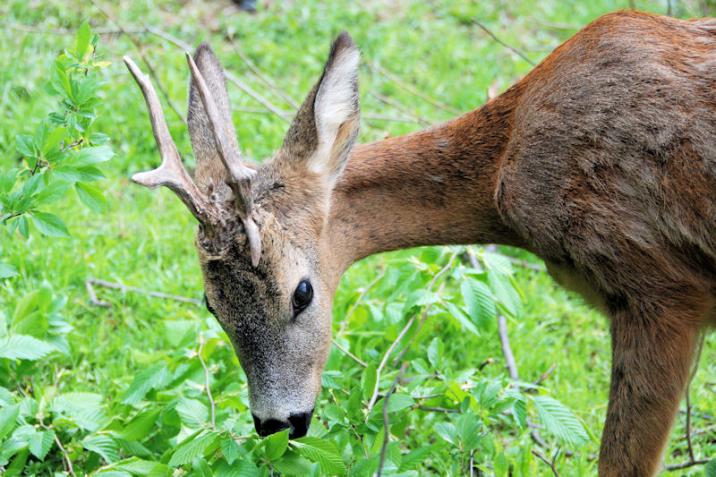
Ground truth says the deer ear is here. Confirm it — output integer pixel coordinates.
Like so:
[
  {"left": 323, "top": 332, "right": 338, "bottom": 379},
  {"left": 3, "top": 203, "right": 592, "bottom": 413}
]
[
  {"left": 281, "top": 32, "right": 360, "bottom": 184},
  {"left": 187, "top": 44, "right": 239, "bottom": 196}
]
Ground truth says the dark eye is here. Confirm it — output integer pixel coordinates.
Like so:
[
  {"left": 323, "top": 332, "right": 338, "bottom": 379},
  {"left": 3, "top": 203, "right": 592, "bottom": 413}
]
[
  {"left": 292, "top": 280, "right": 313, "bottom": 316},
  {"left": 204, "top": 293, "right": 217, "bottom": 316}
]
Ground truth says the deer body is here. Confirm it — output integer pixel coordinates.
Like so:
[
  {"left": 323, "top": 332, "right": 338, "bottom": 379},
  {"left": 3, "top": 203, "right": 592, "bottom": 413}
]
[{"left": 127, "top": 11, "right": 715, "bottom": 476}]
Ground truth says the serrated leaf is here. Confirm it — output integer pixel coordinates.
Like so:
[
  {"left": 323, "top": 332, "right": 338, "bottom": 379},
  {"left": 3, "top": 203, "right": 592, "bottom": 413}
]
[
  {"left": 28, "top": 429, "right": 54, "bottom": 460},
  {"left": 532, "top": 396, "right": 588, "bottom": 447},
  {"left": 114, "top": 457, "right": 171, "bottom": 477},
  {"left": 220, "top": 436, "right": 241, "bottom": 465},
  {"left": 456, "top": 413, "right": 481, "bottom": 450},
  {"left": 264, "top": 428, "right": 289, "bottom": 461},
  {"left": 434, "top": 422, "right": 456, "bottom": 444},
  {"left": 52, "top": 392, "right": 106, "bottom": 431},
  {"left": 83, "top": 434, "right": 120, "bottom": 463},
  {"left": 75, "top": 182, "right": 107, "bottom": 212},
  {"left": 214, "top": 460, "right": 259, "bottom": 477},
  {"left": 293, "top": 436, "right": 346, "bottom": 476},
  {"left": 441, "top": 301, "right": 479, "bottom": 336},
  {"left": 168, "top": 430, "right": 219, "bottom": 467},
  {"left": 705, "top": 459, "right": 716, "bottom": 477},
  {"left": 461, "top": 279, "right": 496, "bottom": 330},
  {"left": 361, "top": 364, "right": 377, "bottom": 402},
  {"left": 121, "top": 364, "right": 170, "bottom": 405},
  {"left": 175, "top": 397, "right": 208, "bottom": 429},
  {"left": 0, "top": 335, "right": 55, "bottom": 360},
  {"left": 31, "top": 211, "right": 69, "bottom": 237},
  {"left": 386, "top": 393, "right": 414, "bottom": 413},
  {"left": 488, "top": 272, "right": 521, "bottom": 318}
]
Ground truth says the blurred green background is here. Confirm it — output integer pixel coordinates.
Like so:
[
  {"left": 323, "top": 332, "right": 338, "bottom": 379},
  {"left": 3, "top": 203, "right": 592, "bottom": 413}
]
[{"left": 1, "top": 0, "right": 714, "bottom": 475}]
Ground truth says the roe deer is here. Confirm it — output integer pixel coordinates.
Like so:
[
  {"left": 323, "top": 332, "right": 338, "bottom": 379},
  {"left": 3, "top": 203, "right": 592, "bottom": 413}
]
[{"left": 125, "top": 10, "right": 716, "bottom": 476}]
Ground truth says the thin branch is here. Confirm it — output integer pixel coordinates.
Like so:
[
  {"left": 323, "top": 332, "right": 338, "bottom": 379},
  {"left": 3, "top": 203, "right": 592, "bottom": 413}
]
[
  {"left": 471, "top": 20, "right": 535, "bottom": 66},
  {"left": 370, "top": 62, "right": 461, "bottom": 115},
  {"left": 197, "top": 334, "right": 216, "bottom": 429},
  {"left": 675, "top": 332, "right": 707, "bottom": 468},
  {"left": 366, "top": 315, "right": 416, "bottom": 414},
  {"left": 416, "top": 405, "right": 460, "bottom": 414},
  {"left": 376, "top": 362, "right": 409, "bottom": 477},
  {"left": 223, "top": 70, "right": 291, "bottom": 122},
  {"left": 92, "top": 2, "right": 186, "bottom": 123},
  {"left": 533, "top": 364, "right": 557, "bottom": 387},
  {"left": 228, "top": 36, "right": 300, "bottom": 109},
  {"left": 41, "top": 424, "right": 75, "bottom": 477},
  {"left": 85, "top": 278, "right": 202, "bottom": 306},
  {"left": 332, "top": 339, "right": 367, "bottom": 368},
  {"left": 498, "top": 315, "right": 519, "bottom": 381},
  {"left": 85, "top": 280, "right": 111, "bottom": 308},
  {"left": 531, "top": 449, "right": 560, "bottom": 477},
  {"left": 665, "top": 459, "right": 710, "bottom": 471}
]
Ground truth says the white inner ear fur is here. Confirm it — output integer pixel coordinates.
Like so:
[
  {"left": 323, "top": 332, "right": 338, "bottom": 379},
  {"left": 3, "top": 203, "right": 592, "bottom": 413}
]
[{"left": 307, "top": 45, "right": 360, "bottom": 180}]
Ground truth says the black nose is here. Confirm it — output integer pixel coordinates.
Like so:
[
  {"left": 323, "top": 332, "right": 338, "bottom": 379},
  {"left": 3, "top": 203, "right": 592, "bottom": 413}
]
[{"left": 252, "top": 410, "right": 313, "bottom": 438}]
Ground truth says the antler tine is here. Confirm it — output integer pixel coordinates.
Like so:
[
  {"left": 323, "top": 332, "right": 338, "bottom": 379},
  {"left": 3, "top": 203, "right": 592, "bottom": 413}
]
[
  {"left": 185, "top": 52, "right": 256, "bottom": 219},
  {"left": 124, "top": 56, "right": 221, "bottom": 226}
]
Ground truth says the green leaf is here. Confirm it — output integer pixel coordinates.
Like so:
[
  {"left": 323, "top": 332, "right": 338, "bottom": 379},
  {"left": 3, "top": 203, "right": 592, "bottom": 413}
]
[
  {"left": 76, "top": 182, "right": 107, "bottom": 212},
  {"left": 75, "top": 21, "right": 92, "bottom": 59},
  {"left": 441, "top": 301, "right": 479, "bottom": 336},
  {"left": 52, "top": 392, "right": 106, "bottom": 431},
  {"left": 488, "top": 272, "right": 521, "bottom": 318},
  {"left": 386, "top": 393, "right": 414, "bottom": 413},
  {"left": 434, "top": 422, "right": 456, "bottom": 445},
  {"left": 83, "top": 434, "right": 120, "bottom": 463},
  {"left": 28, "top": 429, "right": 54, "bottom": 461},
  {"left": 70, "top": 145, "right": 114, "bottom": 167},
  {"left": 705, "top": 459, "right": 716, "bottom": 477},
  {"left": 0, "top": 335, "right": 55, "bottom": 360},
  {"left": 264, "top": 428, "right": 289, "bottom": 461},
  {"left": 532, "top": 396, "right": 589, "bottom": 447},
  {"left": 0, "top": 263, "right": 18, "bottom": 279},
  {"left": 361, "top": 364, "right": 377, "bottom": 402},
  {"left": 168, "top": 430, "right": 219, "bottom": 467},
  {"left": 114, "top": 457, "right": 171, "bottom": 477},
  {"left": 214, "top": 460, "right": 259, "bottom": 477},
  {"left": 121, "top": 364, "right": 170, "bottom": 405},
  {"left": 427, "top": 337, "right": 442, "bottom": 368},
  {"left": 0, "top": 405, "right": 19, "bottom": 439},
  {"left": 15, "top": 134, "right": 36, "bottom": 158},
  {"left": 116, "top": 409, "right": 158, "bottom": 441},
  {"left": 272, "top": 450, "right": 314, "bottom": 476},
  {"left": 456, "top": 413, "right": 481, "bottom": 450},
  {"left": 461, "top": 278, "right": 496, "bottom": 330},
  {"left": 175, "top": 397, "right": 208, "bottom": 429},
  {"left": 220, "top": 436, "right": 241, "bottom": 465},
  {"left": 31, "top": 211, "right": 69, "bottom": 237},
  {"left": 293, "top": 436, "right": 346, "bottom": 476}
]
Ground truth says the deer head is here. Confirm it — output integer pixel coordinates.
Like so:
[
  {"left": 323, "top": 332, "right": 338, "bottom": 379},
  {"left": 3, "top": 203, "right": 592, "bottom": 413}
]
[{"left": 125, "top": 33, "right": 360, "bottom": 438}]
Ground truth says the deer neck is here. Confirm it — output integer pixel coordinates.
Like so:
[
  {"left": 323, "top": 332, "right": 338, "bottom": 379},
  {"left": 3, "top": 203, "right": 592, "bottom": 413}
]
[{"left": 325, "top": 85, "right": 525, "bottom": 277}]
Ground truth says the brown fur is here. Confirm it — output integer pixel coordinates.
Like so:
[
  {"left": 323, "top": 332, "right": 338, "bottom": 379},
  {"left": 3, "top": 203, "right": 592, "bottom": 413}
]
[{"left": 132, "top": 12, "right": 715, "bottom": 475}]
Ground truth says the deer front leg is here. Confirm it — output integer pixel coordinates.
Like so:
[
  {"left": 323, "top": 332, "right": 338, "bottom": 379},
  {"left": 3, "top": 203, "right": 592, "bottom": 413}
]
[{"left": 599, "top": 300, "right": 702, "bottom": 477}]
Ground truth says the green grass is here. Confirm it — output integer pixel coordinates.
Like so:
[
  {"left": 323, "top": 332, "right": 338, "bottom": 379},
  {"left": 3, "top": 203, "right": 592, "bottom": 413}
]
[{"left": 1, "top": 0, "right": 715, "bottom": 475}]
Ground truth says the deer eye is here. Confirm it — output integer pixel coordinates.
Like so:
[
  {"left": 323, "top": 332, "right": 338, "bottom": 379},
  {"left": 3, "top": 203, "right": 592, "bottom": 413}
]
[{"left": 292, "top": 280, "right": 313, "bottom": 316}]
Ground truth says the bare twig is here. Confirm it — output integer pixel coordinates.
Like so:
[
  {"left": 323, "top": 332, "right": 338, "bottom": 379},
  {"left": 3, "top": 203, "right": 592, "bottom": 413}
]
[
  {"left": 370, "top": 92, "right": 430, "bottom": 126},
  {"left": 197, "top": 334, "right": 216, "bottom": 429},
  {"left": 41, "top": 423, "right": 76, "bottom": 477},
  {"left": 533, "top": 364, "right": 557, "bottom": 387},
  {"left": 366, "top": 315, "right": 416, "bottom": 414},
  {"left": 665, "top": 459, "right": 710, "bottom": 471},
  {"left": 531, "top": 449, "right": 560, "bottom": 477},
  {"left": 85, "top": 280, "right": 111, "bottom": 308},
  {"left": 228, "top": 37, "right": 300, "bottom": 109},
  {"left": 223, "top": 70, "right": 291, "bottom": 122},
  {"left": 416, "top": 405, "right": 460, "bottom": 414},
  {"left": 471, "top": 20, "right": 535, "bottom": 66},
  {"left": 85, "top": 278, "right": 202, "bottom": 306},
  {"left": 376, "top": 362, "right": 409, "bottom": 477},
  {"left": 498, "top": 315, "right": 519, "bottom": 381},
  {"left": 370, "top": 62, "right": 460, "bottom": 115},
  {"left": 332, "top": 339, "right": 367, "bottom": 368},
  {"left": 674, "top": 332, "right": 707, "bottom": 468},
  {"left": 92, "top": 2, "right": 187, "bottom": 123}
]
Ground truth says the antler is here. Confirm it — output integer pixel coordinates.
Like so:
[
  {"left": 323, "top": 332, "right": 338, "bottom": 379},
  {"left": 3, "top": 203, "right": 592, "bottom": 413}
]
[
  {"left": 185, "top": 53, "right": 262, "bottom": 267},
  {"left": 124, "top": 56, "right": 221, "bottom": 226},
  {"left": 125, "top": 54, "right": 262, "bottom": 267}
]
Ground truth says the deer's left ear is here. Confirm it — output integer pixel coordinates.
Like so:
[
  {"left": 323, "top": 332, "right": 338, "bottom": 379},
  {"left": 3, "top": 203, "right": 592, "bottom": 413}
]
[{"left": 281, "top": 32, "right": 360, "bottom": 184}]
